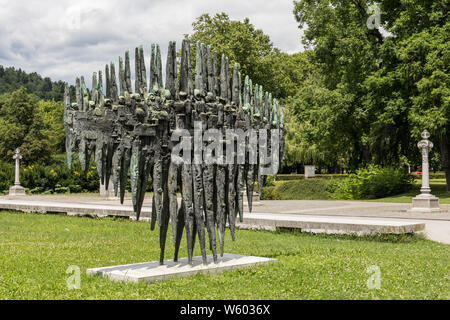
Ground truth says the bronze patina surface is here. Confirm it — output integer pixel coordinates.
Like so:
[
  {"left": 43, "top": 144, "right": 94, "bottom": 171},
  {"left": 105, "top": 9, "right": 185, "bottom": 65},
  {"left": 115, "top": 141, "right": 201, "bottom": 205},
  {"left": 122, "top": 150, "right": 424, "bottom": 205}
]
[{"left": 64, "top": 40, "right": 285, "bottom": 265}]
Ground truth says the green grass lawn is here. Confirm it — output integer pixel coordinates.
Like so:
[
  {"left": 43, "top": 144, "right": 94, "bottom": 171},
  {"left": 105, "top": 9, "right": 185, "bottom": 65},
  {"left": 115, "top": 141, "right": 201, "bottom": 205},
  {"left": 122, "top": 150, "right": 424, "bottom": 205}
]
[{"left": 0, "top": 211, "right": 448, "bottom": 299}]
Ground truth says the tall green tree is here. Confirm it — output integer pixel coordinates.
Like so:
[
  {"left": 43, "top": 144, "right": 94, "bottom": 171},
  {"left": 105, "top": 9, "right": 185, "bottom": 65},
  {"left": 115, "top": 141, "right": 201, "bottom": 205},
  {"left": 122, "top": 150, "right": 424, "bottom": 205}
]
[
  {"left": 293, "top": 0, "right": 385, "bottom": 170},
  {"left": 188, "top": 13, "right": 310, "bottom": 100},
  {"left": 0, "top": 65, "right": 75, "bottom": 101},
  {"left": 189, "top": 13, "right": 274, "bottom": 90},
  {"left": 0, "top": 88, "right": 36, "bottom": 161},
  {"left": 0, "top": 88, "right": 63, "bottom": 164},
  {"left": 292, "top": 0, "right": 449, "bottom": 184},
  {"left": 365, "top": 0, "right": 450, "bottom": 188},
  {"left": 36, "top": 100, "right": 65, "bottom": 154}
]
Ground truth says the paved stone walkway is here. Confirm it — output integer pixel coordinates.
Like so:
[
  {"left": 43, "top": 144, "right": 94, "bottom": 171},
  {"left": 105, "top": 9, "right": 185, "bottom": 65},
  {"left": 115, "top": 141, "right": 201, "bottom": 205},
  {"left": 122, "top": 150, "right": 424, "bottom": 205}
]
[{"left": 0, "top": 195, "right": 449, "bottom": 244}]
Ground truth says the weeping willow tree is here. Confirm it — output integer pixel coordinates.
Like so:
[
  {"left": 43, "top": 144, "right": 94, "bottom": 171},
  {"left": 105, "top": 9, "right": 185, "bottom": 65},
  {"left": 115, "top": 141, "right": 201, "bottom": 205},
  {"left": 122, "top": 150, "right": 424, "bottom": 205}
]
[{"left": 283, "top": 70, "right": 355, "bottom": 173}]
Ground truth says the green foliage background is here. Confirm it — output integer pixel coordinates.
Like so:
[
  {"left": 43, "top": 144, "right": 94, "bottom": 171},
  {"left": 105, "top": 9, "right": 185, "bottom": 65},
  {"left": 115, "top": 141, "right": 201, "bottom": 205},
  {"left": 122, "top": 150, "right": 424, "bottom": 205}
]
[{"left": 0, "top": 2, "right": 448, "bottom": 195}]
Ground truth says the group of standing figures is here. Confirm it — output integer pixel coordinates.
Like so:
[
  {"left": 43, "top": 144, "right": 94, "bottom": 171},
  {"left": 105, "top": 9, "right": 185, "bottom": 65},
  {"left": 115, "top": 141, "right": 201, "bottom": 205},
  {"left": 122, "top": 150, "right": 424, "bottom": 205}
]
[{"left": 64, "top": 39, "right": 286, "bottom": 265}]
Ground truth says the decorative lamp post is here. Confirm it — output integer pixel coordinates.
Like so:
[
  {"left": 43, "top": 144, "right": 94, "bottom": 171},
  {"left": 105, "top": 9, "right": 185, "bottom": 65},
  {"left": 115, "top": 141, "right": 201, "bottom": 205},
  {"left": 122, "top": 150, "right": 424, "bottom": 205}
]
[{"left": 410, "top": 130, "right": 440, "bottom": 212}]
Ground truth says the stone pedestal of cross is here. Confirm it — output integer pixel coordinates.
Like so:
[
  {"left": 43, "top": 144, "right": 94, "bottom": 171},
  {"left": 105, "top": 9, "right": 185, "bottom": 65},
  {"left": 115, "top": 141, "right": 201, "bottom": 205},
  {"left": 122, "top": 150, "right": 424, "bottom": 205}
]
[
  {"left": 9, "top": 148, "right": 26, "bottom": 196},
  {"left": 409, "top": 130, "right": 440, "bottom": 212}
]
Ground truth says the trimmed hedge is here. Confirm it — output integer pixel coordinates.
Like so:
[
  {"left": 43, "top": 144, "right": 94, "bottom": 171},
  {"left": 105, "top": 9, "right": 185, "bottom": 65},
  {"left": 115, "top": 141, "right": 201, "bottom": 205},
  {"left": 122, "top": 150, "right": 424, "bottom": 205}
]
[
  {"left": 276, "top": 174, "right": 348, "bottom": 181},
  {"left": 412, "top": 172, "right": 447, "bottom": 180},
  {"left": 261, "top": 178, "right": 338, "bottom": 200},
  {"left": 262, "top": 167, "right": 415, "bottom": 201}
]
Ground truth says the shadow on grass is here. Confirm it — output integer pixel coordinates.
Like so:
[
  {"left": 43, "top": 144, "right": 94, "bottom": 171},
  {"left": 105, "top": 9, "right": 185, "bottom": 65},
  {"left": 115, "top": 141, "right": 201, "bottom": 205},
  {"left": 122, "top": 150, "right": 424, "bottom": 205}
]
[{"left": 275, "top": 227, "right": 427, "bottom": 243}]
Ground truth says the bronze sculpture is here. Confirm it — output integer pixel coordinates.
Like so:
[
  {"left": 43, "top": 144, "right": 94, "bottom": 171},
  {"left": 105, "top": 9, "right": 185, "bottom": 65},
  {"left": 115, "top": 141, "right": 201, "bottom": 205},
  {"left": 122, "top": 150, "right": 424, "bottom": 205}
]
[{"left": 64, "top": 40, "right": 285, "bottom": 265}]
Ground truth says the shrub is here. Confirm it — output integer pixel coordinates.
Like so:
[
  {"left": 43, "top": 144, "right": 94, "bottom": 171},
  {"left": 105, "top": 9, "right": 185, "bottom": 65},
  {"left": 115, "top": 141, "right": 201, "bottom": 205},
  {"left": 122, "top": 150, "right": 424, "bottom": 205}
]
[
  {"left": 261, "top": 178, "right": 338, "bottom": 200},
  {"left": 333, "top": 166, "right": 414, "bottom": 200},
  {"left": 0, "top": 152, "right": 141, "bottom": 195},
  {"left": 0, "top": 161, "right": 14, "bottom": 192},
  {"left": 19, "top": 160, "right": 100, "bottom": 194},
  {"left": 264, "top": 175, "right": 276, "bottom": 187},
  {"left": 261, "top": 186, "right": 282, "bottom": 200}
]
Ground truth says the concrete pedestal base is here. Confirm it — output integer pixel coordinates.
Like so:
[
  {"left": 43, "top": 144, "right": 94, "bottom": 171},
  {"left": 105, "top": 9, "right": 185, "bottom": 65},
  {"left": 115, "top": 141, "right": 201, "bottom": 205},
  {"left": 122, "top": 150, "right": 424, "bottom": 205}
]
[
  {"left": 9, "top": 185, "right": 25, "bottom": 196},
  {"left": 409, "top": 194, "right": 441, "bottom": 213},
  {"left": 100, "top": 180, "right": 128, "bottom": 200},
  {"left": 87, "top": 254, "right": 276, "bottom": 284}
]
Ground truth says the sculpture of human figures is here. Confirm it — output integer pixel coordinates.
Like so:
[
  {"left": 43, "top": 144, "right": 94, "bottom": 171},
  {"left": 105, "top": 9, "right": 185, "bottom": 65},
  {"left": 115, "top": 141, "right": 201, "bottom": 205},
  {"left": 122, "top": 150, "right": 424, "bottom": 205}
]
[
  {"left": 9, "top": 148, "right": 26, "bottom": 196},
  {"left": 64, "top": 39, "right": 286, "bottom": 265},
  {"left": 410, "top": 130, "right": 440, "bottom": 212}
]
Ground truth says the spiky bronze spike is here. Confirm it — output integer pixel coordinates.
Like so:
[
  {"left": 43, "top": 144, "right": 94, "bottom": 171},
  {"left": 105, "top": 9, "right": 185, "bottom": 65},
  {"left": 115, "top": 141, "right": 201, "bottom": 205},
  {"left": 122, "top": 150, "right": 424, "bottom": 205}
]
[
  {"left": 243, "top": 75, "right": 250, "bottom": 112},
  {"left": 167, "top": 160, "right": 179, "bottom": 246},
  {"left": 124, "top": 51, "right": 132, "bottom": 93},
  {"left": 195, "top": 40, "right": 204, "bottom": 94},
  {"left": 264, "top": 92, "right": 269, "bottom": 122},
  {"left": 272, "top": 98, "right": 279, "bottom": 126},
  {"left": 206, "top": 45, "right": 214, "bottom": 96},
  {"left": 98, "top": 70, "right": 103, "bottom": 93},
  {"left": 63, "top": 84, "right": 74, "bottom": 170},
  {"left": 246, "top": 77, "right": 257, "bottom": 212},
  {"left": 220, "top": 54, "right": 228, "bottom": 101},
  {"left": 159, "top": 159, "right": 170, "bottom": 264},
  {"left": 105, "top": 64, "right": 111, "bottom": 99},
  {"left": 213, "top": 52, "right": 219, "bottom": 97},
  {"left": 179, "top": 40, "right": 190, "bottom": 94},
  {"left": 231, "top": 63, "right": 239, "bottom": 106},
  {"left": 153, "top": 154, "right": 163, "bottom": 226},
  {"left": 227, "top": 156, "right": 236, "bottom": 241},
  {"left": 130, "top": 140, "right": 140, "bottom": 213},
  {"left": 81, "top": 76, "right": 88, "bottom": 111},
  {"left": 135, "top": 47, "right": 141, "bottom": 94},
  {"left": 165, "top": 41, "right": 177, "bottom": 99},
  {"left": 91, "top": 72, "right": 98, "bottom": 105},
  {"left": 139, "top": 46, "right": 147, "bottom": 93},
  {"left": 150, "top": 43, "right": 163, "bottom": 93},
  {"left": 192, "top": 51, "right": 208, "bottom": 264},
  {"left": 156, "top": 44, "right": 163, "bottom": 90},
  {"left": 119, "top": 147, "right": 131, "bottom": 204},
  {"left": 149, "top": 43, "right": 156, "bottom": 93},
  {"left": 119, "top": 56, "right": 125, "bottom": 96},
  {"left": 110, "top": 62, "right": 119, "bottom": 103},
  {"left": 181, "top": 162, "right": 195, "bottom": 264},
  {"left": 173, "top": 201, "right": 185, "bottom": 262},
  {"left": 98, "top": 70, "right": 104, "bottom": 107},
  {"left": 235, "top": 70, "right": 245, "bottom": 223},
  {"left": 75, "top": 78, "right": 82, "bottom": 108},
  {"left": 225, "top": 57, "right": 231, "bottom": 103},
  {"left": 238, "top": 72, "right": 242, "bottom": 110},
  {"left": 216, "top": 161, "right": 226, "bottom": 257},
  {"left": 279, "top": 107, "right": 286, "bottom": 171},
  {"left": 201, "top": 43, "right": 208, "bottom": 94}
]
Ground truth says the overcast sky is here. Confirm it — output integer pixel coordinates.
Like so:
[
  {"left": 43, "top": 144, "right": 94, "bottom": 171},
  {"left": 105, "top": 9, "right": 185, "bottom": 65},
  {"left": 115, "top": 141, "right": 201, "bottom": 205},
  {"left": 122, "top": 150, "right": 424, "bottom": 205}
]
[{"left": 0, "top": 0, "right": 304, "bottom": 85}]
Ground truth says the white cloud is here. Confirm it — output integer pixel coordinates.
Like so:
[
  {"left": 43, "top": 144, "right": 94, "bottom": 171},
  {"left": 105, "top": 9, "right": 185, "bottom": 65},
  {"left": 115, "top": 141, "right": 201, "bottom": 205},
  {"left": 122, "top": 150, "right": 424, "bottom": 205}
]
[{"left": 0, "top": 0, "right": 304, "bottom": 84}]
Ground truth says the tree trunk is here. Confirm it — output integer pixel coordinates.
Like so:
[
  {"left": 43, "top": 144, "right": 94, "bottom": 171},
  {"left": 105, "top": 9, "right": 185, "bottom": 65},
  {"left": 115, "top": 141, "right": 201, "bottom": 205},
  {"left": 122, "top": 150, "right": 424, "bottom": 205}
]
[{"left": 440, "top": 132, "right": 450, "bottom": 191}]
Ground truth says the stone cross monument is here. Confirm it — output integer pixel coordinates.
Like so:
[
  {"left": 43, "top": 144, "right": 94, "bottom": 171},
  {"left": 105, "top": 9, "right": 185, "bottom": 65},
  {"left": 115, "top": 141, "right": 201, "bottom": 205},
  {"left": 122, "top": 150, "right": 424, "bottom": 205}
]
[
  {"left": 410, "top": 130, "right": 440, "bottom": 212},
  {"left": 9, "top": 148, "right": 26, "bottom": 196}
]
